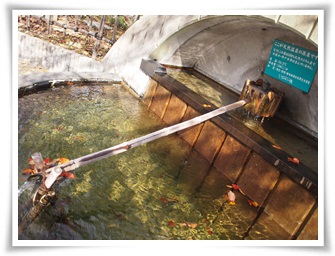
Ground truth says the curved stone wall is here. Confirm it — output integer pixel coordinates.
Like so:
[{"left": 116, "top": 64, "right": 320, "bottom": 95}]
[{"left": 102, "top": 15, "right": 319, "bottom": 136}]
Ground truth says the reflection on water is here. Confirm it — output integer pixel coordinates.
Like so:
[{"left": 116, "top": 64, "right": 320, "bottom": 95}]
[
  {"left": 167, "top": 68, "right": 318, "bottom": 173},
  {"left": 18, "top": 84, "right": 281, "bottom": 240}
]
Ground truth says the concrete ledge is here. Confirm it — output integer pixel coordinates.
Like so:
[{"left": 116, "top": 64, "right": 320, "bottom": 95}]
[
  {"left": 19, "top": 72, "right": 122, "bottom": 88},
  {"left": 18, "top": 72, "right": 122, "bottom": 97}
]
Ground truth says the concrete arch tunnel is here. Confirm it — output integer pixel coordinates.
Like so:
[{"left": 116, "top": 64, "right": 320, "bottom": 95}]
[{"left": 102, "top": 15, "right": 319, "bottom": 137}]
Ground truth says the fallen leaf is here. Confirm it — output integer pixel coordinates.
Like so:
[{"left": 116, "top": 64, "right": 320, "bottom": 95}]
[
  {"left": 44, "top": 157, "right": 50, "bottom": 164},
  {"left": 160, "top": 196, "right": 169, "bottom": 204},
  {"left": 227, "top": 183, "right": 245, "bottom": 195},
  {"left": 288, "top": 157, "right": 300, "bottom": 165},
  {"left": 59, "top": 171, "right": 76, "bottom": 179},
  {"left": 188, "top": 223, "right": 198, "bottom": 229},
  {"left": 207, "top": 228, "right": 213, "bottom": 235},
  {"left": 58, "top": 157, "right": 70, "bottom": 164},
  {"left": 272, "top": 145, "right": 283, "bottom": 150},
  {"left": 67, "top": 81, "right": 74, "bottom": 85},
  {"left": 168, "top": 220, "right": 175, "bottom": 227},
  {"left": 227, "top": 190, "right": 236, "bottom": 203},
  {"left": 179, "top": 222, "right": 198, "bottom": 229},
  {"left": 232, "top": 183, "right": 239, "bottom": 190},
  {"left": 247, "top": 199, "right": 259, "bottom": 207},
  {"left": 22, "top": 168, "right": 34, "bottom": 175},
  {"left": 159, "top": 195, "right": 178, "bottom": 204}
]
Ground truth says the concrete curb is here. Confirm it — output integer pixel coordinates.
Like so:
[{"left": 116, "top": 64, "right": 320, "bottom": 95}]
[{"left": 18, "top": 72, "right": 122, "bottom": 89}]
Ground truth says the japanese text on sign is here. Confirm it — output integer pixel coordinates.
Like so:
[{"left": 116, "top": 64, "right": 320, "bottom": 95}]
[{"left": 264, "top": 39, "right": 318, "bottom": 93}]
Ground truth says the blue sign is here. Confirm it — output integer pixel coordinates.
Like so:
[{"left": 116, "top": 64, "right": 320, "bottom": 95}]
[{"left": 264, "top": 39, "right": 318, "bottom": 93}]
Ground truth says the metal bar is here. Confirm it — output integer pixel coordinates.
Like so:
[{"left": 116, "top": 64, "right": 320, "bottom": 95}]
[
  {"left": 26, "top": 15, "right": 30, "bottom": 31},
  {"left": 92, "top": 15, "right": 106, "bottom": 59},
  {"left": 63, "top": 15, "right": 67, "bottom": 35},
  {"left": 58, "top": 99, "right": 249, "bottom": 173},
  {"left": 112, "top": 15, "right": 118, "bottom": 43},
  {"left": 74, "top": 15, "right": 79, "bottom": 31},
  {"left": 48, "top": 15, "right": 53, "bottom": 34},
  {"left": 89, "top": 15, "right": 93, "bottom": 32}
]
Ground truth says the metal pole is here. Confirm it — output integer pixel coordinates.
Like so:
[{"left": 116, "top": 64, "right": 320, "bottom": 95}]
[
  {"left": 74, "top": 15, "right": 79, "bottom": 32},
  {"left": 48, "top": 15, "right": 53, "bottom": 34},
  {"left": 89, "top": 15, "right": 93, "bottom": 32},
  {"left": 26, "top": 15, "right": 30, "bottom": 31},
  {"left": 112, "top": 15, "right": 118, "bottom": 43},
  {"left": 92, "top": 15, "right": 106, "bottom": 60},
  {"left": 58, "top": 99, "right": 249, "bottom": 173},
  {"left": 63, "top": 15, "right": 67, "bottom": 36}
]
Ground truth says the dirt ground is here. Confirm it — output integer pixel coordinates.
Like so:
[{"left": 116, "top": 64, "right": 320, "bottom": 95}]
[{"left": 18, "top": 15, "right": 137, "bottom": 76}]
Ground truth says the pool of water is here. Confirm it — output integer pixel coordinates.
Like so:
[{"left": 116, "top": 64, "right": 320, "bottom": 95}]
[
  {"left": 18, "top": 83, "right": 280, "bottom": 240},
  {"left": 166, "top": 68, "right": 318, "bottom": 173}
]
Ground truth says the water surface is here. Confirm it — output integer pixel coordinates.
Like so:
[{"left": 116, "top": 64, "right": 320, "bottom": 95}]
[
  {"left": 167, "top": 68, "right": 318, "bottom": 173},
  {"left": 18, "top": 84, "right": 280, "bottom": 240}
]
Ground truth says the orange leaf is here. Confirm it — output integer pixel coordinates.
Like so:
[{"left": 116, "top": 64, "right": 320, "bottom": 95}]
[
  {"left": 22, "top": 168, "right": 34, "bottom": 175},
  {"left": 288, "top": 157, "right": 300, "bottom": 165},
  {"left": 247, "top": 199, "right": 259, "bottom": 207},
  {"left": 180, "top": 222, "right": 198, "bottom": 228},
  {"left": 59, "top": 171, "right": 76, "bottom": 179},
  {"left": 67, "top": 81, "right": 74, "bottom": 85},
  {"left": 58, "top": 157, "right": 70, "bottom": 164},
  {"left": 187, "top": 223, "right": 198, "bottom": 229},
  {"left": 272, "top": 145, "right": 283, "bottom": 150}
]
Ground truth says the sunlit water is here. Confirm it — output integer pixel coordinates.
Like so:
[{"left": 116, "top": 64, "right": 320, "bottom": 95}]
[
  {"left": 18, "top": 84, "right": 276, "bottom": 240},
  {"left": 167, "top": 68, "right": 318, "bottom": 173}
]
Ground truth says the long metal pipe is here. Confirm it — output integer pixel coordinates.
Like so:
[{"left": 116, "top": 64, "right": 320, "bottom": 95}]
[{"left": 56, "top": 99, "right": 249, "bottom": 174}]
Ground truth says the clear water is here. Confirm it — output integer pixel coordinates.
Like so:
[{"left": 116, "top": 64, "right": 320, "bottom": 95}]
[
  {"left": 18, "top": 84, "right": 275, "bottom": 240},
  {"left": 167, "top": 68, "right": 318, "bottom": 173}
]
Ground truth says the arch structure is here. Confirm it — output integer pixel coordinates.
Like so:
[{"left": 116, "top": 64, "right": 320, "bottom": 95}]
[{"left": 102, "top": 14, "right": 319, "bottom": 136}]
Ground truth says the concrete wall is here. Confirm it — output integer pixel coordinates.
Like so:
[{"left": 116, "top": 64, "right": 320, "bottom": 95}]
[
  {"left": 18, "top": 32, "right": 103, "bottom": 73},
  {"left": 102, "top": 15, "right": 319, "bottom": 136}
]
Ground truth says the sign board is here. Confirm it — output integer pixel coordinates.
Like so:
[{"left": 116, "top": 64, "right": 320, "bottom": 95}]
[{"left": 264, "top": 39, "right": 318, "bottom": 93}]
